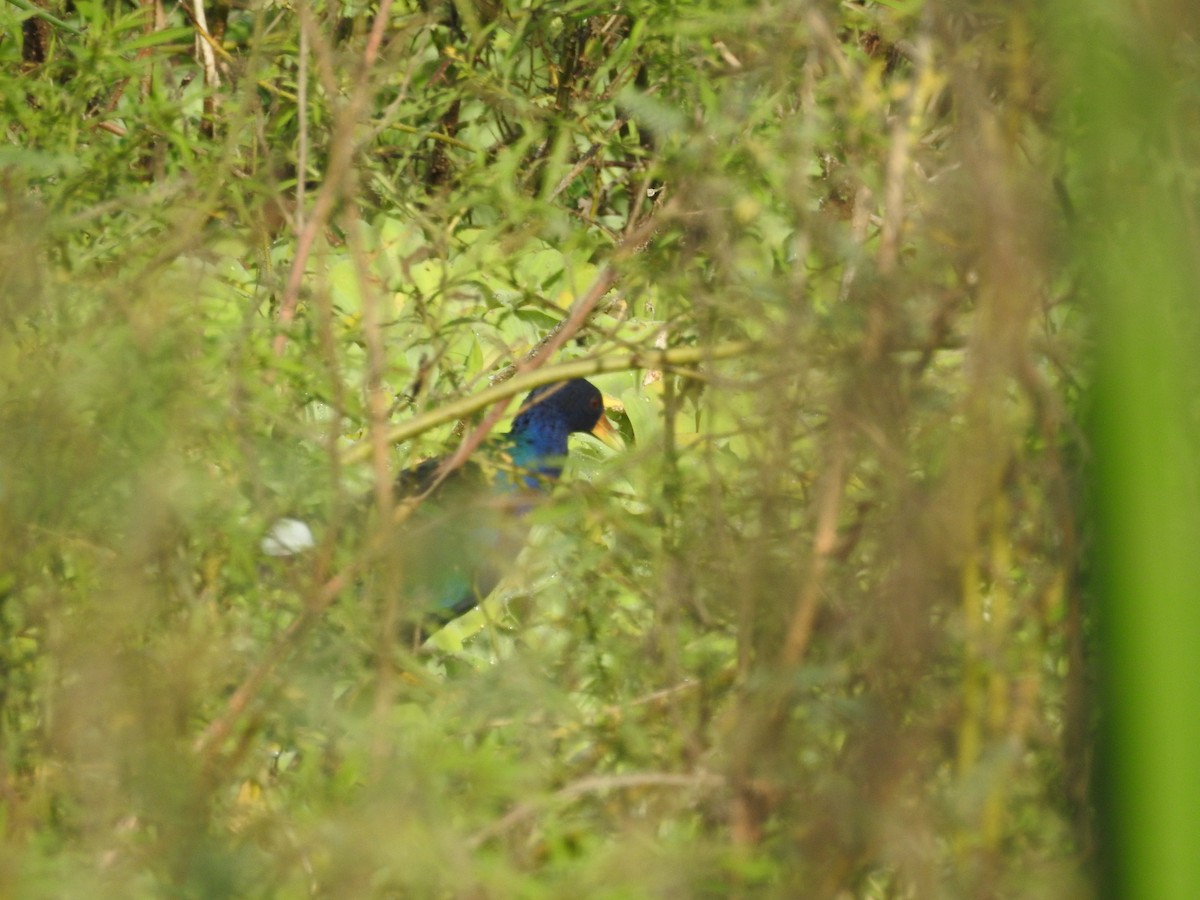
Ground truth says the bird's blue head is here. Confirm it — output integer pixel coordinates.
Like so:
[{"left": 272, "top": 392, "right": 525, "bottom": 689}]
[{"left": 507, "top": 378, "right": 615, "bottom": 480}]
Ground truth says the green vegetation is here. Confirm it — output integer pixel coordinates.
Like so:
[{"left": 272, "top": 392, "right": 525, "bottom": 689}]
[{"left": 1, "top": 0, "right": 1192, "bottom": 896}]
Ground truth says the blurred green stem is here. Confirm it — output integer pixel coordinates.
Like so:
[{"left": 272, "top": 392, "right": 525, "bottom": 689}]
[{"left": 1061, "top": 2, "right": 1200, "bottom": 896}]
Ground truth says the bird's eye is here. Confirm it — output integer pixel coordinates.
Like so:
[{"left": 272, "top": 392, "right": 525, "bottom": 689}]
[{"left": 590, "top": 397, "right": 601, "bottom": 409}]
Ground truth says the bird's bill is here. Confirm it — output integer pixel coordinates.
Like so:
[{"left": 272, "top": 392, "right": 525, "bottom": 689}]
[{"left": 590, "top": 412, "right": 624, "bottom": 450}]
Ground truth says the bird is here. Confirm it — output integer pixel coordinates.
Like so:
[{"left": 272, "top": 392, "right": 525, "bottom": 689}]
[
  {"left": 265, "top": 377, "right": 618, "bottom": 643},
  {"left": 385, "top": 377, "right": 618, "bottom": 638}
]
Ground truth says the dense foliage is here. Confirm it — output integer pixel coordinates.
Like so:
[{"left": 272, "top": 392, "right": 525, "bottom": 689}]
[{"left": 0, "top": 0, "right": 1129, "bottom": 895}]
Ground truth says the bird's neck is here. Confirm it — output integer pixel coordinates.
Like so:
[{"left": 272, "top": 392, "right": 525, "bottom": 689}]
[{"left": 506, "top": 417, "right": 571, "bottom": 486}]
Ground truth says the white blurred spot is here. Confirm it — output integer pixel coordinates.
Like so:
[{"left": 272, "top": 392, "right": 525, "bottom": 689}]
[{"left": 262, "top": 518, "right": 315, "bottom": 557}]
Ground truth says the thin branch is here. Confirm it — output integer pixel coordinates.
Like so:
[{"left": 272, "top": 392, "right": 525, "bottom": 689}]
[
  {"left": 177, "top": 0, "right": 234, "bottom": 70},
  {"left": 468, "top": 770, "right": 725, "bottom": 850},
  {"left": 339, "top": 341, "right": 755, "bottom": 467},
  {"left": 191, "top": 0, "right": 220, "bottom": 88},
  {"left": 273, "top": 0, "right": 395, "bottom": 357},
  {"left": 296, "top": 10, "right": 309, "bottom": 234},
  {"left": 779, "top": 423, "right": 849, "bottom": 668}
]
